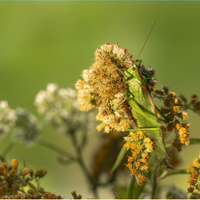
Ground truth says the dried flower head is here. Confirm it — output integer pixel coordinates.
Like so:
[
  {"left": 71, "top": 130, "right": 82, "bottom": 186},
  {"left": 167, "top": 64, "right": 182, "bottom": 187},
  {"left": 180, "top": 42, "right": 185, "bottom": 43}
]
[
  {"left": 35, "top": 83, "right": 95, "bottom": 135},
  {"left": 75, "top": 43, "right": 135, "bottom": 133},
  {"left": 1, "top": 190, "right": 62, "bottom": 199},
  {"left": 0, "top": 159, "right": 47, "bottom": 198},
  {"left": 12, "top": 108, "right": 41, "bottom": 146},
  {"left": 0, "top": 101, "right": 16, "bottom": 137}
]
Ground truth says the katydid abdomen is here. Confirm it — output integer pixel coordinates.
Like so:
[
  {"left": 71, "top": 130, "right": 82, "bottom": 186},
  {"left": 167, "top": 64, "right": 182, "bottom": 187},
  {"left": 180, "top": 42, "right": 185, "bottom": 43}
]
[{"left": 125, "top": 64, "right": 167, "bottom": 162}]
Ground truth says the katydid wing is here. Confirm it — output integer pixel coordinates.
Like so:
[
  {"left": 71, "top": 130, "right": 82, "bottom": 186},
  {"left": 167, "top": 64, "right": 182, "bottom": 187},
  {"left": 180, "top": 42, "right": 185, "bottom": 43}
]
[{"left": 124, "top": 63, "right": 168, "bottom": 162}]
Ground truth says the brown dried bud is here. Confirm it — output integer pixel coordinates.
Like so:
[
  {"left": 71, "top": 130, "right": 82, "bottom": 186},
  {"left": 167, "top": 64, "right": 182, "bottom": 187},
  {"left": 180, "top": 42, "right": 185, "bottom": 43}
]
[
  {"left": 190, "top": 94, "right": 198, "bottom": 104},
  {"left": 167, "top": 123, "right": 174, "bottom": 132},
  {"left": 160, "top": 107, "right": 170, "bottom": 114},
  {"left": 162, "top": 85, "right": 169, "bottom": 94},
  {"left": 168, "top": 92, "right": 176, "bottom": 99},
  {"left": 35, "top": 169, "right": 47, "bottom": 178},
  {"left": 10, "top": 168, "right": 16, "bottom": 176},
  {"left": 160, "top": 126, "right": 167, "bottom": 135},
  {"left": 194, "top": 102, "right": 200, "bottom": 111},
  {"left": 22, "top": 167, "right": 30, "bottom": 176},
  {"left": 167, "top": 114, "right": 174, "bottom": 122},
  {"left": 28, "top": 188, "right": 35, "bottom": 195},
  {"left": 155, "top": 89, "right": 164, "bottom": 96},
  {"left": 164, "top": 99, "right": 171, "bottom": 107},
  {"left": 188, "top": 187, "right": 194, "bottom": 193},
  {"left": 178, "top": 94, "right": 187, "bottom": 103}
]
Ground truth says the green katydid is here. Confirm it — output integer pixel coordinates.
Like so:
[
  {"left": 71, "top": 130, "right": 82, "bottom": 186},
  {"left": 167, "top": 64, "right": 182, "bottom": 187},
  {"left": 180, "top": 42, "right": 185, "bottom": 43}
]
[
  {"left": 110, "top": 24, "right": 172, "bottom": 175},
  {"left": 121, "top": 62, "right": 168, "bottom": 163},
  {"left": 111, "top": 62, "right": 171, "bottom": 175}
]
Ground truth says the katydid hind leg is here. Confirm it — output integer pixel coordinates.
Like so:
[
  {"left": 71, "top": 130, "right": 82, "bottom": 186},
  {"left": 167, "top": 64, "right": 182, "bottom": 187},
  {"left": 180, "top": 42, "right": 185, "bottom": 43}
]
[{"left": 127, "top": 127, "right": 159, "bottom": 132}]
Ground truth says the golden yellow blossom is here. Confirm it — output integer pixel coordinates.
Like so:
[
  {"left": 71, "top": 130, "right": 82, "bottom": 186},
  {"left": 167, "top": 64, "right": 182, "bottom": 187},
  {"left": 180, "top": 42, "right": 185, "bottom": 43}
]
[
  {"left": 187, "top": 154, "right": 200, "bottom": 198},
  {"left": 153, "top": 86, "right": 190, "bottom": 151},
  {"left": 124, "top": 131, "right": 153, "bottom": 185},
  {"left": 11, "top": 159, "right": 18, "bottom": 168}
]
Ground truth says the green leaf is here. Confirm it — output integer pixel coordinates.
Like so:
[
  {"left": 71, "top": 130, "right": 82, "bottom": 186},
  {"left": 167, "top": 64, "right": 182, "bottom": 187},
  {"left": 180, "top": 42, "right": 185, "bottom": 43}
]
[
  {"left": 28, "top": 182, "right": 37, "bottom": 191},
  {"left": 113, "top": 185, "right": 127, "bottom": 199},
  {"left": 161, "top": 169, "right": 187, "bottom": 180},
  {"left": 190, "top": 138, "right": 200, "bottom": 145},
  {"left": 110, "top": 145, "right": 127, "bottom": 174},
  {"left": 127, "top": 175, "right": 136, "bottom": 198},
  {"left": 127, "top": 176, "right": 145, "bottom": 198}
]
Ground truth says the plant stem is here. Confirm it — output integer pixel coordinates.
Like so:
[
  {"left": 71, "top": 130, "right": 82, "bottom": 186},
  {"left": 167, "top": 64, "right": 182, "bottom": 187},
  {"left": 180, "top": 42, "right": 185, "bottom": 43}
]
[
  {"left": 38, "top": 139, "right": 77, "bottom": 162},
  {"left": 70, "top": 132, "right": 99, "bottom": 198},
  {"left": 151, "top": 165, "right": 158, "bottom": 199},
  {"left": 38, "top": 137, "right": 99, "bottom": 198}
]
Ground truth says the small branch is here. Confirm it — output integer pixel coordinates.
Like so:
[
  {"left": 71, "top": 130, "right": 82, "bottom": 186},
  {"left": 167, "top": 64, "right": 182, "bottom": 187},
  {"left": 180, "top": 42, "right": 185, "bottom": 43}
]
[
  {"left": 151, "top": 166, "right": 158, "bottom": 199},
  {"left": 38, "top": 139, "right": 77, "bottom": 162},
  {"left": 70, "top": 133, "right": 99, "bottom": 198},
  {"left": 160, "top": 169, "right": 187, "bottom": 180}
]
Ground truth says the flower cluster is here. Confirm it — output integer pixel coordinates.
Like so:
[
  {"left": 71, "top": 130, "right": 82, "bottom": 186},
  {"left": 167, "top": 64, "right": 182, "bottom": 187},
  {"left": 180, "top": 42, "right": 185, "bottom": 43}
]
[
  {"left": 75, "top": 43, "right": 135, "bottom": 133},
  {"left": 35, "top": 83, "right": 95, "bottom": 135},
  {"left": 124, "top": 131, "right": 153, "bottom": 185},
  {"left": 186, "top": 155, "right": 200, "bottom": 198},
  {"left": 1, "top": 188, "right": 62, "bottom": 199},
  {"left": 178, "top": 94, "right": 200, "bottom": 116},
  {"left": 152, "top": 86, "right": 190, "bottom": 151},
  {"left": 12, "top": 108, "right": 41, "bottom": 146},
  {"left": 0, "top": 159, "right": 47, "bottom": 198},
  {"left": 76, "top": 43, "right": 169, "bottom": 182},
  {"left": 0, "top": 101, "right": 16, "bottom": 138}
]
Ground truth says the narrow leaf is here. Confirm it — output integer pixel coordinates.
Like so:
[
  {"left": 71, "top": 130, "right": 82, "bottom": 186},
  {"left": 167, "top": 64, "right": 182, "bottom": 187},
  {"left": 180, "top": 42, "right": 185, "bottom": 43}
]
[
  {"left": 161, "top": 169, "right": 187, "bottom": 180},
  {"left": 28, "top": 182, "right": 37, "bottom": 191},
  {"left": 127, "top": 175, "right": 136, "bottom": 198},
  {"left": 110, "top": 145, "right": 127, "bottom": 174},
  {"left": 190, "top": 138, "right": 200, "bottom": 145},
  {"left": 127, "top": 176, "right": 145, "bottom": 199}
]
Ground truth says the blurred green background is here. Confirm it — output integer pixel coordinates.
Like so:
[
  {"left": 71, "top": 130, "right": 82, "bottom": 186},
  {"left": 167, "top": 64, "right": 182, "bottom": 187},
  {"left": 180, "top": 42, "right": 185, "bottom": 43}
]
[{"left": 1, "top": 1, "right": 200, "bottom": 198}]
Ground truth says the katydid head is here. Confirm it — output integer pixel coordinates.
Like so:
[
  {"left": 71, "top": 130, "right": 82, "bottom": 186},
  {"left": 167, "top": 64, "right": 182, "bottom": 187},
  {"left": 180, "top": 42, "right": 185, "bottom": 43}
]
[{"left": 134, "top": 59, "right": 142, "bottom": 67}]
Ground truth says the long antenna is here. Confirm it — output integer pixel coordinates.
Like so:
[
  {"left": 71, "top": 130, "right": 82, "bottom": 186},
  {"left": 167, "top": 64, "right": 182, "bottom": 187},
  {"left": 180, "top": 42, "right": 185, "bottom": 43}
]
[{"left": 135, "top": 21, "right": 156, "bottom": 61}]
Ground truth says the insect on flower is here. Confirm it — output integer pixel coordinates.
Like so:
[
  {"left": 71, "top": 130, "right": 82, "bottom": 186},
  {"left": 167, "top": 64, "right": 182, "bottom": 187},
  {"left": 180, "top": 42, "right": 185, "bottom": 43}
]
[
  {"left": 113, "top": 23, "right": 172, "bottom": 168},
  {"left": 75, "top": 23, "right": 173, "bottom": 185},
  {"left": 115, "top": 60, "right": 170, "bottom": 166}
]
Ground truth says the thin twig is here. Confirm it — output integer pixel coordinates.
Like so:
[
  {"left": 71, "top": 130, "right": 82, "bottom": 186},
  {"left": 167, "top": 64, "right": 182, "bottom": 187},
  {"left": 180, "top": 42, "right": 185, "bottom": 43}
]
[
  {"left": 38, "top": 139, "right": 77, "bottom": 162},
  {"left": 151, "top": 165, "right": 158, "bottom": 199}
]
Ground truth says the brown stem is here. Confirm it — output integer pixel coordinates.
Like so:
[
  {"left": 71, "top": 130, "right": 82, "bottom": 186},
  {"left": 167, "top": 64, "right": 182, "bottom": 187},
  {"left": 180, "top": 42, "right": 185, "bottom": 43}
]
[
  {"left": 151, "top": 165, "right": 158, "bottom": 199},
  {"left": 70, "top": 132, "right": 99, "bottom": 198}
]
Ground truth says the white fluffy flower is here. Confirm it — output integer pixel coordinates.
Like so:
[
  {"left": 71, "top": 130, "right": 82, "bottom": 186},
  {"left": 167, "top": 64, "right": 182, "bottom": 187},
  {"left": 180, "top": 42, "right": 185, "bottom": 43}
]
[
  {"left": 12, "top": 108, "right": 41, "bottom": 146},
  {"left": 0, "top": 101, "right": 16, "bottom": 137},
  {"left": 35, "top": 83, "right": 96, "bottom": 135}
]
